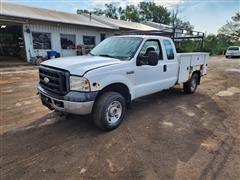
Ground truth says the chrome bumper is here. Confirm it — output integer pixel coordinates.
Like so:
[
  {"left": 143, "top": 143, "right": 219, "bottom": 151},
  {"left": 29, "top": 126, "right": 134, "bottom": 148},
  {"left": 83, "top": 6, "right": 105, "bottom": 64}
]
[
  {"left": 226, "top": 53, "right": 240, "bottom": 57},
  {"left": 38, "top": 90, "right": 94, "bottom": 115}
]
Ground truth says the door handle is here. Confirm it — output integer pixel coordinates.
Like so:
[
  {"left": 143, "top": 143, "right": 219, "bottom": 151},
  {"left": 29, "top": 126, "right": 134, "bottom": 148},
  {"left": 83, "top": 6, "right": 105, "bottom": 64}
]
[
  {"left": 163, "top": 65, "right": 167, "bottom": 72},
  {"left": 126, "top": 71, "right": 135, "bottom": 75}
]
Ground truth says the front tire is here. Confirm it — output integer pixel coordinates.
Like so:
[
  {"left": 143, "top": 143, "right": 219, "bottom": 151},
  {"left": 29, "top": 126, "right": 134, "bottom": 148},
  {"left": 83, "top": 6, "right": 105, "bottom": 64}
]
[
  {"left": 183, "top": 73, "right": 199, "bottom": 94},
  {"left": 93, "top": 92, "right": 126, "bottom": 131}
]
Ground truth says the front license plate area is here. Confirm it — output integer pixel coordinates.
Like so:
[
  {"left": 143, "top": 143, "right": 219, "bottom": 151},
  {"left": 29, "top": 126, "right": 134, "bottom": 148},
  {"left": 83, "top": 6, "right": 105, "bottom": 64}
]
[{"left": 40, "top": 94, "right": 54, "bottom": 110}]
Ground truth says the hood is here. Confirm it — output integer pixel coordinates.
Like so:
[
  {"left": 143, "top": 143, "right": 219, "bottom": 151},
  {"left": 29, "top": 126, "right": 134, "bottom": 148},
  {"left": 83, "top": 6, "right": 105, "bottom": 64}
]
[{"left": 41, "top": 55, "right": 122, "bottom": 75}]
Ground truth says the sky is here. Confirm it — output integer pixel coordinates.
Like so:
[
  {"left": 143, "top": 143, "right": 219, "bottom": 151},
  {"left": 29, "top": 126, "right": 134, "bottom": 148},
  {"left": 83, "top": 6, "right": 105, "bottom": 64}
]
[{"left": 1, "top": 0, "right": 240, "bottom": 34}]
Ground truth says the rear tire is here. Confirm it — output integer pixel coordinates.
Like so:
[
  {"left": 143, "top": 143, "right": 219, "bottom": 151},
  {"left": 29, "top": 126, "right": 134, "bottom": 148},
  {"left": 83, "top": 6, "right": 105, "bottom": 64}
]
[
  {"left": 183, "top": 73, "right": 199, "bottom": 94},
  {"left": 93, "top": 92, "right": 126, "bottom": 131}
]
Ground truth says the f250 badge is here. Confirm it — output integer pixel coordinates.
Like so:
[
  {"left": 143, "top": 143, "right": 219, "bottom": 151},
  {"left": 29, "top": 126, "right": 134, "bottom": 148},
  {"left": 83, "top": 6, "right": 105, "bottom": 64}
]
[{"left": 43, "top": 77, "right": 50, "bottom": 84}]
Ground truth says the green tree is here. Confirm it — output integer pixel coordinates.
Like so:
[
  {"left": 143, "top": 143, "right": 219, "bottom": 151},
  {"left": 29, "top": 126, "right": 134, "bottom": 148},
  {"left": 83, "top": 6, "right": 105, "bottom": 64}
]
[
  {"left": 202, "top": 34, "right": 232, "bottom": 55},
  {"left": 118, "top": 7, "right": 126, "bottom": 20},
  {"left": 151, "top": 5, "right": 171, "bottom": 24},
  {"left": 178, "top": 34, "right": 238, "bottom": 55},
  {"left": 171, "top": 8, "right": 194, "bottom": 31},
  {"left": 139, "top": 2, "right": 155, "bottom": 21},
  {"left": 124, "top": 5, "right": 140, "bottom": 22},
  {"left": 218, "top": 12, "right": 240, "bottom": 41},
  {"left": 138, "top": 2, "right": 171, "bottom": 24},
  {"left": 76, "top": 9, "right": 89, "bottom": 14},
  {"left": 77, "top": 2, "right": 171, "bottom": 25},
  {"left": 104, "top": 3, "right": 118, "bottom": 19},
  {"left": 76, "top": 1, "right": 193, "bottom": 32},
  {"left": 93, "top": 8, "right": 105, "bottom": 16},
  {"left": 175, "top": 19, "right": 194, "bottom": 31},
  {"left": 76, "top": 3, "right": 118, "bottom": 19}
]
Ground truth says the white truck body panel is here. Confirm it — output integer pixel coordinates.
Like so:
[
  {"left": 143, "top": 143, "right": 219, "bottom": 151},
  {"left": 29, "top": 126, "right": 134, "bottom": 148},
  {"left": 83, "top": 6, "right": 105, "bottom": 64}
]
[
  {"left": 39, "top": 35, "right": 209, "bottom": 117},
  {"left": 41, "top": 36, "right": 209, "bottom": 100},
  {"left": 177, "top": 53, "right": 208, "bottom": 83},
  {"left": 41, "top": 55, "right": 122, "bottom": 76}
]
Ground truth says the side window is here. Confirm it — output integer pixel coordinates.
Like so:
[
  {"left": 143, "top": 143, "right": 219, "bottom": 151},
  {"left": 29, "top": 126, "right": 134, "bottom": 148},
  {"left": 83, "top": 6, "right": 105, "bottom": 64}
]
[
  {"left": 139, "top": 40, "right": 163, "bottom": 60},
  {"left": 163, "top": 40, "right": 175, "bottom": 60}
]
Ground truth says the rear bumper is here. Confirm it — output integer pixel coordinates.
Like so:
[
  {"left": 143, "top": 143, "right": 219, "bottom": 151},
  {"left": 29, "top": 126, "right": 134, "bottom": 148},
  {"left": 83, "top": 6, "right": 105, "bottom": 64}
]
[
  {"left": 37, "top": 84, "right": 97, "bottom": 115},
  {"left": 226, "top": 53, "right": 240, "bottom": 57}
]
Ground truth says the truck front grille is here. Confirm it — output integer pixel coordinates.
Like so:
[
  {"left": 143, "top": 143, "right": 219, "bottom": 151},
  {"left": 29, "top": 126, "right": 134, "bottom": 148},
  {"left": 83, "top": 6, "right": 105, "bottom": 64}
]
[{"left": 39, "top": 66, "right": 69, "bottom": 95}]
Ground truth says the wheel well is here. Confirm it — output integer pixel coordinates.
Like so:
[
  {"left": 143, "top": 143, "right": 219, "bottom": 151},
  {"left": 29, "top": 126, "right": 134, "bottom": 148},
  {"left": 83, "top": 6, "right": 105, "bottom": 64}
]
[
  {"left": 192, "top": 70, "right": 201, "bottom": 84},
  {"left": 96, "top": 83, "right": 131, "bottom": 104}
]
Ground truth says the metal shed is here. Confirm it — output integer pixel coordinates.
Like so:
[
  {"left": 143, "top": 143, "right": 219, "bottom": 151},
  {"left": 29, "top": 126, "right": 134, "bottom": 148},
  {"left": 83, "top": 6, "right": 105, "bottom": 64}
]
[{"left": 0, "top": 2, "right": 118, "bottom": 62}]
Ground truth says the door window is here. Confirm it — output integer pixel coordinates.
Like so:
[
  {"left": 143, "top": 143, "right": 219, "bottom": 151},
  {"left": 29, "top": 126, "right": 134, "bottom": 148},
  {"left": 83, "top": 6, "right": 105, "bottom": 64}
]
[
  {"left": 139, "top": 40, "right": 163, "bottom": 60},
  {"left": 163, "top": 39, "right": 175, "bottom": 60}
]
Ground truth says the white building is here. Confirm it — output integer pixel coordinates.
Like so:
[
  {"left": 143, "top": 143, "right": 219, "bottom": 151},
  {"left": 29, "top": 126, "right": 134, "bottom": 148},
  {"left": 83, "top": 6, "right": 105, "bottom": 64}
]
[
  {"left": 0, "top": 3, "right": 120, "bottom": 62},
  {"left": 0, "top": 2, "right": 156, "bottom": 62}
]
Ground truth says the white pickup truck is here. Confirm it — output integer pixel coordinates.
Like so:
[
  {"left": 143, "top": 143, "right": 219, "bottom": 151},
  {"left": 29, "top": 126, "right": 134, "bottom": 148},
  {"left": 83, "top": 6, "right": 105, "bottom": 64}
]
[{"left": 38, "top": 35, "right": 208, "bottom": 130}]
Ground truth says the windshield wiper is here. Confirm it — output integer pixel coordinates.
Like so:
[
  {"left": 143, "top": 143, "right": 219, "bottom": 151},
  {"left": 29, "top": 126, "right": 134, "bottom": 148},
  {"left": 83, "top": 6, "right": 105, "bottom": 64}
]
[
  {"left": 97, "top": 54, "right": 128, "bottom": 60},
  {"left": 89, "top": 52, "right": 94, "bottom": 56},
  {"left": 98, "top": 54, "right": 115, "bottom": 58}
]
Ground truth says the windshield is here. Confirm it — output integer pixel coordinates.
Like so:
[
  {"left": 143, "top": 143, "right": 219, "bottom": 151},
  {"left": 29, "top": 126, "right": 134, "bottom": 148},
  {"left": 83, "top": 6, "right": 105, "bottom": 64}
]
[
  {"left": 228, "top": 47, "right": 239, "bottom": 51},
  {"left": 90, "top": 37, "right": 143, "bottom": 60}
]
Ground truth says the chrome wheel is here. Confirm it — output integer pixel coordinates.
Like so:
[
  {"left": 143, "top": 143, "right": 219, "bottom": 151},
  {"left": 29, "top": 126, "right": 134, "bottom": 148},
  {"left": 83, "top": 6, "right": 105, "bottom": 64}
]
[{"left": 106, "top": 100, "right": 122, "bottom": 124}]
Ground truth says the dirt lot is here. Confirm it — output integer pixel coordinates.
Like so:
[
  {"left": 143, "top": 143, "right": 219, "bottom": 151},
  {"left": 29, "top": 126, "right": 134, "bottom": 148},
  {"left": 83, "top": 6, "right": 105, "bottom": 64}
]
[{"left": 0, "top": 56, "right": 240, "bottom": 180}]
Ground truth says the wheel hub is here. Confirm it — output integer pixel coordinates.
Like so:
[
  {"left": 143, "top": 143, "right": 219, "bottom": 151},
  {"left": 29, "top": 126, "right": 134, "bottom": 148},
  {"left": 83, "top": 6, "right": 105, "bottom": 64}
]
[
  {"left": 109, "top": 107, "right": 118, "bottom": 116},
  {"left": 106, "top": 101, "right": 122, "bottom": 124}
]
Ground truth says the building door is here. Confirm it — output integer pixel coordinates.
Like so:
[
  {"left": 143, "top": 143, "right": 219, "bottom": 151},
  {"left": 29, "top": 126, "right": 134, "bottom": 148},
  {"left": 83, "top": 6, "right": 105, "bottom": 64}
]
[{"left": 0, "top": 22, "right": 26, "bottom": 63}]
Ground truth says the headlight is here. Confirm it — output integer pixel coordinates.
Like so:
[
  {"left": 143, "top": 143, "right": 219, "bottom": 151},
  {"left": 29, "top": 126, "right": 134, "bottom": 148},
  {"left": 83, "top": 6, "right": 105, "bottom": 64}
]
[{"left": 70, "top": 76, "right": 90, "bottom": 92}]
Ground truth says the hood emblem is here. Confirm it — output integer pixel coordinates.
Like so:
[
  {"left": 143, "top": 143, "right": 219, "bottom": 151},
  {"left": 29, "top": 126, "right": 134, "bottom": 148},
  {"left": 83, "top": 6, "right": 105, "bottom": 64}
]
[{"left": 43, "top": 77, "right": 50, "bottom": 84}]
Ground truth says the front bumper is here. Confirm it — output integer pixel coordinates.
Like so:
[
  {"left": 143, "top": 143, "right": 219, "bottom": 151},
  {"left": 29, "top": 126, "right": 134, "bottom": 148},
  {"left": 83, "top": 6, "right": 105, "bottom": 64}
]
[{"left": 37, "top": 84, "right": 97, "bottom": 115}]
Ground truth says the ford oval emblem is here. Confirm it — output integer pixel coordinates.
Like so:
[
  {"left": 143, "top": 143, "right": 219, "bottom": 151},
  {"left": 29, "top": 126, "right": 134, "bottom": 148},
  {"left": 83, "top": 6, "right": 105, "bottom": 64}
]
[{"left": 43, "top": 77, "right": 50, "bottom": 84}]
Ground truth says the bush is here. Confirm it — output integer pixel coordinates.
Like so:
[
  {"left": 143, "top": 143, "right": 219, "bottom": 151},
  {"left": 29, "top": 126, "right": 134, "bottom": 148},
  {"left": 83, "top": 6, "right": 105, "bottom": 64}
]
[{"left": 176, "top": 34, "right": 240, "bottom": 56}]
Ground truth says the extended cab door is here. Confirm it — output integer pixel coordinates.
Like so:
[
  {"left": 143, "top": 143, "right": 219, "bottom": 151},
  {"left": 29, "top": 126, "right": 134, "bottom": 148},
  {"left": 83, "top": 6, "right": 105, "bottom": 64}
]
[
  {"left": 160, "top": 39, "right": 178, "bottom": 88},
  {"left": 134, "top": 39, "right": 173, "bottom": 98}
]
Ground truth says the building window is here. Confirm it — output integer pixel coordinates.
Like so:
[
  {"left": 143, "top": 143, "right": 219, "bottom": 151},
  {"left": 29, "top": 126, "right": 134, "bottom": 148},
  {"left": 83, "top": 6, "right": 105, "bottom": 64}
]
[
  {"left": 60, "top": 34, "right": 76, "bottom": 49},
  {"left": 32, "top": 32, "right": 51, "bottom": 49},
  {"left": 100, "top": 33, "right": 106, "bottom": 41},
  {"left": 83, "top": 36, "right": 95, "bottom": 45}
]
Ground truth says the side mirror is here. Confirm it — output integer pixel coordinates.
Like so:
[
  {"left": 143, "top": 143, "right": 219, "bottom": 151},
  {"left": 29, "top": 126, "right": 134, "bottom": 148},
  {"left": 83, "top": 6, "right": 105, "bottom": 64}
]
[
  {"left": 136, "top": 51, "right": 158, "bottom": 66},
  {"left": 147, "top": 51, "right": 158, "bottom": 66}
]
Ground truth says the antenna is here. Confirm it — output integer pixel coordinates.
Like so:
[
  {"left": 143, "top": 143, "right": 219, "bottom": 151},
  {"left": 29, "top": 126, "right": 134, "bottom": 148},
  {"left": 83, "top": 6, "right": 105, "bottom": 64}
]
[{"left": 89, "top": 12, "right": 92, "bottom": 21}]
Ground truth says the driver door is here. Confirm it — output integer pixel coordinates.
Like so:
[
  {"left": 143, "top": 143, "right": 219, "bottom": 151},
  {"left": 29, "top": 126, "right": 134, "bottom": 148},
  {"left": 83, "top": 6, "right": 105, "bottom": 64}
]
[{"left": 134, "top": 39, "right": 167, "bottom": 98}]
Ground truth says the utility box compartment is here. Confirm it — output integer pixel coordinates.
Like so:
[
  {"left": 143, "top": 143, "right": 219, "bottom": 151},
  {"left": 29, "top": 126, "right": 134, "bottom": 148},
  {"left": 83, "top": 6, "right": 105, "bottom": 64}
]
[{"left": 177, "top": 53, "right": 209, "bottom": 83}]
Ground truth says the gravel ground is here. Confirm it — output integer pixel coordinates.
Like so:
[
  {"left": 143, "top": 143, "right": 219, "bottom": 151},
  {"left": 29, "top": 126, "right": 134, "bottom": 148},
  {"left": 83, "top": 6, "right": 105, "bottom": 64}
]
[{"left": 0, "top": 56, "right": 240, "bottom": 180}]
